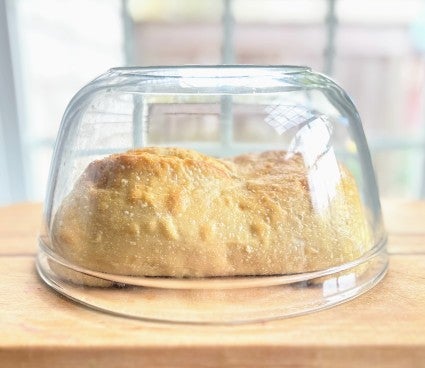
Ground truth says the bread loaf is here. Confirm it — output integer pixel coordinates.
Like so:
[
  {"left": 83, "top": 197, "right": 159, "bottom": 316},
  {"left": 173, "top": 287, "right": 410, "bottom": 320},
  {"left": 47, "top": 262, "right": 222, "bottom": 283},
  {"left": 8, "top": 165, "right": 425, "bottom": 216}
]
[{"left": 51, "top": 147, "right": 372, "bottom": 278}]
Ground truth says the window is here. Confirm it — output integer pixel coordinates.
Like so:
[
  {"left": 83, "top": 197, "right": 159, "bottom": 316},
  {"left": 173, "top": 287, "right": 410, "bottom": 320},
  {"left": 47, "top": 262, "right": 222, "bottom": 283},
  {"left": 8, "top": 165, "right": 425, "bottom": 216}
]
[{"left": 1, "top": 0, "right": 424, "bottom": 204}]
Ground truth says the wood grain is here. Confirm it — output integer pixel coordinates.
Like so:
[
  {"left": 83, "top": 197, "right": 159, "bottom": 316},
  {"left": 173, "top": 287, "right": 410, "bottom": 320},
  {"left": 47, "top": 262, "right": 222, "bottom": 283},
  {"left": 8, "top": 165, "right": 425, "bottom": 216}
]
[
  {"left": 0, "top": 201, "right": 424, "bottom": 367},
  {"left": 0, "top": 202, "right": 41, "bottom": 255}
]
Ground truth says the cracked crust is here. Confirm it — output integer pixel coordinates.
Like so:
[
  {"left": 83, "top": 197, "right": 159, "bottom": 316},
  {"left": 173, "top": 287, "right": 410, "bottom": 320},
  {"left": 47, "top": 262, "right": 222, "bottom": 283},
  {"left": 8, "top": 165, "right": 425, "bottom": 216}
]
[{"left": 51, "top": 147, "right": 372, "bottom": 279}]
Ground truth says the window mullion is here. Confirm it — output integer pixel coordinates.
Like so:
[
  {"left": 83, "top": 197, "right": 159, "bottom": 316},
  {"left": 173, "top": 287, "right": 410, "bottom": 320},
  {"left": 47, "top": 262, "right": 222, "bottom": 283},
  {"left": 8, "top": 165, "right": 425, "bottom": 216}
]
[{"left": 0, "top": 0, "right": 26, "bottom": 203}]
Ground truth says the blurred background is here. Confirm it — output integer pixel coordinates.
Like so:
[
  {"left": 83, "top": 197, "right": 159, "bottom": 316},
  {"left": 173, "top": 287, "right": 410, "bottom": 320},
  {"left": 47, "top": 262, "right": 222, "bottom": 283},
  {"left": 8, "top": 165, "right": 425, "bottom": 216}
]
[{"left": 1, "top": 0, "right": 425, "bottom": 205}]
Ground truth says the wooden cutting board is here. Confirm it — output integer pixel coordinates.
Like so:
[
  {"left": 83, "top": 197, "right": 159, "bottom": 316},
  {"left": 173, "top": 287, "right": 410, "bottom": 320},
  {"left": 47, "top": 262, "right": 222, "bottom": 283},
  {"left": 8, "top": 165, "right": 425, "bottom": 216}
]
[{"left": 0, "top": 200, "right": 424, "bottom": 368}]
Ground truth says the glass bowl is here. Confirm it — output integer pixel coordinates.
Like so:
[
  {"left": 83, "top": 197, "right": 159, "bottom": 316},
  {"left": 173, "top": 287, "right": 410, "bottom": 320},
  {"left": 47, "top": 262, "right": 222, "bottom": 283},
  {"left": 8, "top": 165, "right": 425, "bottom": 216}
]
[{"left": 36, "top": 65, "right": 388, "bottom": 324}]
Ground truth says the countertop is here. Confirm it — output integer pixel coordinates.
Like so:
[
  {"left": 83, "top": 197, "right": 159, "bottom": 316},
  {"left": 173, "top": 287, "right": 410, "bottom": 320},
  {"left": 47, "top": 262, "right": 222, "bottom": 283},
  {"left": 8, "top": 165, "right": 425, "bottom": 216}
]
[{"left": 0, "top": 200, "right": 424, "bottom": 367}]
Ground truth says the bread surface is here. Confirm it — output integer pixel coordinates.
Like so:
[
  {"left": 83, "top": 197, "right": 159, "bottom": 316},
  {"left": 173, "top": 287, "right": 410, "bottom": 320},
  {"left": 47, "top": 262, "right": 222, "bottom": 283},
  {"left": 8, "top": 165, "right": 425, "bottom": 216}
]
[{"left": 51, "top": 147, "right": 372, "bottom": 278}]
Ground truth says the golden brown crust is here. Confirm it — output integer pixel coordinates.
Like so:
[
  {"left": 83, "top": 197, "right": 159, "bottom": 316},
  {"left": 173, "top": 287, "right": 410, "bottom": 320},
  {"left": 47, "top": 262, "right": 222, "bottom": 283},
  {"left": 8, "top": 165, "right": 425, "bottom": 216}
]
[{"left": 51, "top": 147, "right": 372, "bottom": 278}]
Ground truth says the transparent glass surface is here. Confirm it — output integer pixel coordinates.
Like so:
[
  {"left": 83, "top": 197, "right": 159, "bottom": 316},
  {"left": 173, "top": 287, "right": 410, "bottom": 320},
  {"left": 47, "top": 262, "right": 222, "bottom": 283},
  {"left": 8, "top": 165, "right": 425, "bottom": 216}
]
[{"left": 37, "top": 66, "right": 388, "bottom": 324}]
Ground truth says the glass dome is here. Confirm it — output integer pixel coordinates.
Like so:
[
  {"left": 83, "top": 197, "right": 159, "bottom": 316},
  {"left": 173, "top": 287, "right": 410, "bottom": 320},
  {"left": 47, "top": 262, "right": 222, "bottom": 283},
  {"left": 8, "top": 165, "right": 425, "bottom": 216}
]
[{"left": 37, "top": 65, "right": 388, "bottom": 324}]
